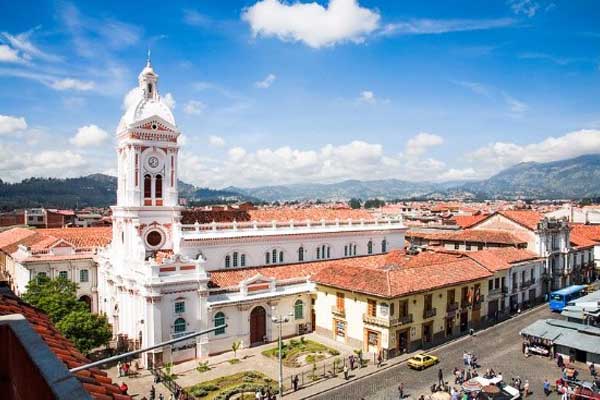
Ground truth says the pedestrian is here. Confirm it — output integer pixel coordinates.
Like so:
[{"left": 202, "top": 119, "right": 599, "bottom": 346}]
[
  {"left": 255, "top": 389, "right": 262, "bottom": 400},
  {"left": 343, "top": 365, "right": 349, "bottom": 380},
  {"left": 349, "top": 354, "right": 355, "bottom": 370},
  {"left": 150, "top": 385, "right": 156, "bottom": 400},
  {"left": 523, "top": 380, "right": 530, "bottom": 397},
  {"left": 123, "top": 362, "right": 130, "bottom": 377},
  {"left": 377, "top": 351, "right": 383, "bottom": 367},
  {"left": 463, "top": 352, "right": 468, "bottom": 366},
  {"left": 398, "top": 383, "right": 404, "bottom": 399},
  {"left": 292, "top": 375, "right": 299, "bottom": 391},
  {"left": 438, "top": 368, "right": 443, "bottom": 385},
  {"left": 117, "top": 361, "right": 122, "bottom": 377},
  {"left": 543, "top": 379, "right": 551, "bottom": 396}
]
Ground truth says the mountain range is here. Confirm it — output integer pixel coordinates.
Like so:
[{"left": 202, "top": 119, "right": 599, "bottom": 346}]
[{"left": 1, "top": 154, "right": 599, "bottom": 209}]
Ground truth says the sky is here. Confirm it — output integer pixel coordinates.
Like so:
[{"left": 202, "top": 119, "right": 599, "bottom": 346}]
[{"left": 1, "top": 0, "right": 600, "bottom": 189}]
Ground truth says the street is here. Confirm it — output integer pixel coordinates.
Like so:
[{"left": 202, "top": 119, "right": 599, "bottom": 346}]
[{"left": 311, "top": 306, "right": 569, "bottom": 400}]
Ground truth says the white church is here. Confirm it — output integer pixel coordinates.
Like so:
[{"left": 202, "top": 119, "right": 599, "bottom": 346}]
[{"left": 96, "top": 57, "right": 407, "bottom": 367}]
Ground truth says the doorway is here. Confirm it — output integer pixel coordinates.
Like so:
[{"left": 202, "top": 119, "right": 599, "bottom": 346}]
[{"left": 250, "top": 306, "right": 266, "bottom": 346}]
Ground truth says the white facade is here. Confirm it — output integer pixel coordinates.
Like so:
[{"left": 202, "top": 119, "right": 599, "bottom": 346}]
[{"left": 97, "top": 58, "right": 407, "bottom": 366}]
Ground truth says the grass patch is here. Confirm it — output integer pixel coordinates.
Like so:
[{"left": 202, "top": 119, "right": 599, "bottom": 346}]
[
  {"left": 261, "top": 338, "right": 339, "bottom": 368},
  {"left": 187, "top": 371, "right": 276, "bottom": 400},
  {"left": 228, "top": 358, "right": 240, "bottom": 365},
  {"left": 196, "top": 361, "right": 211, "bottom": 373}
]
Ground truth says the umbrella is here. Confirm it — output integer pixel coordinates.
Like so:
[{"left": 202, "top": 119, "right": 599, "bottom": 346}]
[
  {"left": 462, "top": 379, "right": 483, "bottom": 392},
  {"left": 431, "top": 392, "right": 451, "bottom": 400},
  {"left": 483, "top": 385, "right": 500, "bottom": 394}
]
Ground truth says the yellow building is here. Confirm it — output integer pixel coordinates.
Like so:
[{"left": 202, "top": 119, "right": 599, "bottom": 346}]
[{"left": 312, "top": 250, "right": 492, "bottom": 358}]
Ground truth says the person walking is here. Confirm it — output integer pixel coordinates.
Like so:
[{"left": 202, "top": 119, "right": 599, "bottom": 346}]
[
  {"left": 292, "top": 375, "right": 299, "bottom": 391},
  {"left": 543, "top": 379, "right": 551, "bottom": 396},
  {"left": 398, "top": 383, "right": 404, "bottom": 399},
  {"left": 150, "top": 385, "right": 156, "bottom": 400},
  {"left": 343, "top": 365, "right": 349, "bottom": 380},
  {"left": 377, "top": 351, "right": 383, "bottom": 367},
  {"left": 117, "top": 361, "right": 122, "bottom": 377},
  {"left": 523, "top": 380, "right": 530, "bottom": 397},
  {"left": 438, "top": 368, "right": 444, "bottom": 385}
]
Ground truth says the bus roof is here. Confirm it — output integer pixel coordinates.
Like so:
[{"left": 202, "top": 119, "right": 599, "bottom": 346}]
[{"left": 551, "top": 285, "right": 587, "bottom": 296}]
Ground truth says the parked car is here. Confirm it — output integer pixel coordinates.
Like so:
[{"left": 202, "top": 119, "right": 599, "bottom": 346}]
[{"left": 407, "top": 353, "right": 439, "bottom": 370}]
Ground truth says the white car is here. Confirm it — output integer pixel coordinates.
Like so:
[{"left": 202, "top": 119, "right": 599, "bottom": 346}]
[{"left": 471, "top": 376, "right": 521, "bottom": 400}]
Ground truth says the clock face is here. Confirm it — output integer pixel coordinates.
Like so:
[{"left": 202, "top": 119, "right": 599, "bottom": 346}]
[{"left": 148, "top": 156, "right": 160, "bottom": 168}]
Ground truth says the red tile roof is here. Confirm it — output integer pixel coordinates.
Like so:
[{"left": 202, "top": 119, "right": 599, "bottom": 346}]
[
  {"left": 569, "top": 224, "right": 599, "bottom": 249},
  {"left": 408, "top": 229, "right": 526, "bottom": 245},
  {"left": 0, "top": 227, "right": 112, "bottom": 255},
  {"left": 0, "top": 289, "right": 130, "bottom": 399},
  {"left": 465, "top": 248, "right": 540, "bottom": 272},
  {"left": 311, "top": 250, "right": 491, "bottom": 298},
  {"left": 0, "top": 227, "right": 37, "bottom": 253},
  {"left": 452, "top": 215, "right": 488, "bottom": 229},
  {"left": 36, "top": 227, "right": 112, "bottom": 249},
  {"left": 497, "top": 210, "right": 543, "bottom": 230}
]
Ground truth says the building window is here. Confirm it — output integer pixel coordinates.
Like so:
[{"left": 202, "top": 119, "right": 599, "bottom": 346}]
[
  {"left": 466, "top": 243, "right": 472, "bottom": 251},
  {"left": 80, "top": 269, "right": 89, "bottom": 283},
  {"left": 225, "top": 255, "right": 231, "bottom": 268},
  {"left": 175, "top": 301, "right": 185, "bottom": 313},
  {"left": 381, "top": 239, "right": 387, "bottom": 253},
  {"left": 326, "top": 246, "right": 330, "bottom": 259},
  {"left": 478, "top": 244, "right": 483, "bottom": 251},
  {"left": 353, "top": 244, "right": 357, "bottom": 256},
  {"left": 144, "top": 174, "right": 152, "bottom": 198},
  {"left": 294, "top": 300, "right": 304, "bottom": 320},
  {"left": 279, "top": 251, "right": 284, "bottom": 263},
  {"left": 367, "top": 299, "right": 377, "bottom": 317},
  {"left": 37, "top": 272, "right": 47, "bottom": 279},
  {"left": 240, "top": 254, "right": 246, "bottom": 267},
  {"left": 59, "top": 271, "right": 68, "bottom": 280},
  {"left": 272, "top": 249, "right": 277, "bottom": 264},
  {"left": 367, "top": 240, "right": 373, "bottom": 254},
  {"left": 316, "top": 247, "right": 321, "bottom": 259},
  {"left": 265, "top": 252, "right": 270, "bottom": 264},
  {"left": 214, "top": 312, "right": 226, "bottom": 335},
  {"left": 344, "top": 245, "right": 348, "bottom": 257},
  {"left": 233, "top": 252, "right": 238, "bottom": 267},
  {"left": 298, "top": 247, "right": 304, "bottom": 262},
  {"left": 155, "top": 174, "right": 163, "bottom": 198},
  {"left": 454, "top": 242, "right": 459, "bottom": 250},
  {"left": 173, "top": 318, "right": 186, "bottom": 333},
  {"left": 488, "top": 280, "right": 493, "bottom": 291}
]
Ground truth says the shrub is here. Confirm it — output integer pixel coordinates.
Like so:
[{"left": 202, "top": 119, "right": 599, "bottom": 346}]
[
  {"left": 228, "top": 358, "right": 240, "bottom": 365},
  {"left": 196, "top": 361, "right": 211, "bottom": 373}
]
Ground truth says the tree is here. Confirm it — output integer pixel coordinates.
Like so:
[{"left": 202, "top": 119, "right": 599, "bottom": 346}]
[
  {"left": 22, "top": 275, "right": 85, "bottom": 323},
  {"left": 363, "top": 199, "right": 385, "bottom": 209},
  {"left": 231, "top": 339, "right": 242, "bottom": 358},
  {"left": 348, "top": 198, "right": 362, "bottom": 209},
  {"left": 56, "top": 310, "right": 112, "bottom": 353}
]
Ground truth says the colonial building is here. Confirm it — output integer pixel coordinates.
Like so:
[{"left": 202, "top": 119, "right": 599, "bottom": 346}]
[
  {"left": 96, "top": 57, "right": 407, "bottom": 366},
  {"left": 312, "top": 250, "right": 492, "bottom": 358}
]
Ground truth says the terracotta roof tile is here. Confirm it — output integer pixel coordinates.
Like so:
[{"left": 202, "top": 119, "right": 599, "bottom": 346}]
[
  {"left": 452, "top": 215, "right": 488, "bottom": 228},
  {"left": 409, "top": 229, "right": 526, "bottom": 245},
  {"left": 0, "top": 227, "right": 37, "bottom": 253},
  {"left": 465, "top": 248, "right": 540, "bottom": 272},
  {"left": 497, "top": 210, "right": 543, "bottom": 230},
  {"left": 0, "top": 290, "right": 130, "bottom": 399}
]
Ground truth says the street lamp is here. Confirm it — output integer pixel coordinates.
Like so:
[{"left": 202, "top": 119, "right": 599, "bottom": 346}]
[{"left": 272, "top": 307, "right": 293, "bottom": 399}]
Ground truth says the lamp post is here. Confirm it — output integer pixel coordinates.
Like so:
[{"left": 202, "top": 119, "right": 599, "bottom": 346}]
[{"left": 272, "top": 307, "right": 293, "bottom": 399}]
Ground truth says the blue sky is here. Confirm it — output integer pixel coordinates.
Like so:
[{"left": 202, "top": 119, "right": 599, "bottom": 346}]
[{"left": 1, "top": 0, "right": 599, "bottom": 188}]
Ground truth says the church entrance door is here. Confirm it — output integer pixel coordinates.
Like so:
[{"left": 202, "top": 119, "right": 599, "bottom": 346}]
[{"left": 250, "top": 306, "right": 267, "bottom": 346}]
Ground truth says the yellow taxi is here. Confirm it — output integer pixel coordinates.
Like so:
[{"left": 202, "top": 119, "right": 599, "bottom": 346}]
[{"left": 407, "top": 353, "right": 439, "bottom": 370}]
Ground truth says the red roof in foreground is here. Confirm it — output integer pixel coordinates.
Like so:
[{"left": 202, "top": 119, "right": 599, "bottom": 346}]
[
  {"left": 0, "top": 227, "right": 112, "bottom": 256},
  {"left": 465, "top": 248, "right": 540, "bottom": 272},
  {"left": 0, "top": 289, "right": 130, "bottom": 400}
]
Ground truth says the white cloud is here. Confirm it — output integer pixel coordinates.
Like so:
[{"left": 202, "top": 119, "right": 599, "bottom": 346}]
[
  {"left": 439, "top": 168, "right": 478, "bottom": 181},
  {"left": 242, "top": 0, "right": 380, "bottom": 48},
  {"left": 405, "top": 132, "right": 444, "bottom": 156},
  {"left": 382, "top": 18, "right": 515, "bottom": 35},
  {"left": 508, "top": 0, "right": 540, "bottom": 17},
  {"left": 502, "top": 92, "right": 528, "bottom": 114},
  {"left": 0, "top": 145, "right": 87, "bottom": 182},
  {"left": 0, "top": 115, "right": 27, "bottom": 135},
  {"left": 122, "top": 87, "right": 141, "bottom": 110},
  {"left": 468, "top": 129, "right": 600, "bottom": 174},
  {"left": 1, "top": 28, "right": 61, "bottom": 62},
  {"left": 255, "top": 73, "right": 277, "bottom": 89},
  {"left": 208, "top": 135, "right": 226, "bottom": 147},
  {"left": 163, "top": 93, "right": 176, "bottom": 109},
  {"left": 69, "top": 124, "right": 109, "bottom": 147},
  {"left": 358, "top": 90, "right": 376, "bottom": 104},
  {"left": 451, "top": 80, "right": 491, "bottom": 97},
  {"left": 184, "top": 100, "right": 206, "bottom": 115},
  {"left": 0, "top": 44, "right": 24, "bottom": 63},
  {"left": 49, "top": 78, "right": 95, "bottom": 91},
  {"left": 228, "top": 147, "right": 247, "bottom": 162}
]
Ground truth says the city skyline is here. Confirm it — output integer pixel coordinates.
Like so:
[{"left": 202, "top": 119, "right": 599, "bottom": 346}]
[{"left": 1, "top": 0, "right": 600, "bottom": 188}]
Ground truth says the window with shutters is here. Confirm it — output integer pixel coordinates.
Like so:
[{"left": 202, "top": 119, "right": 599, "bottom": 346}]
[{"left": 367, "top": 299, "right": 376, "bottom": 317}]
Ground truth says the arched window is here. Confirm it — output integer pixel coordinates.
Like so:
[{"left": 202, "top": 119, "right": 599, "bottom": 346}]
[
  {"left": 233, "top": 252, "right": 238, "bottom": 267},
  {"left": 144, "top": 174, "right": 152, "bottom": 198},
  {"left": 240, "top": 254, "right": 246, "bottom": 267},
  {"left": 381, "top": 239, "right": 387, "bottom": 253},
  {"left": 155, "top": 174, "right": 162, "bottom": 198},
  {"left": 353, "top": 244, "right": 357, "bottom": 256},
  {"left": 316, "top": 247, "right": 321, "bottom": 259},
  {"left": 279, "top": 251, "right": 284, "bottom": 263},
  {"left": 327, "top": 246, "right": 330, "bottom": 259},
  {"left": 368, "top": 240, "right": 373, "bottom": 254},
  {"left": 298, "top": 247, "right": 304, "bottom": 262},
  {"left": 225, "top": 255, "right": 231, "bottom": 268},
  {"left": 265, "top": 252, "right": 270, "bottom": 264},
  {"left": 344, "top": 245, "right": 348, "bottom": 257},
  {"left": 272, "top": 249, "right": 277, "bottom": 264},
  {"left": 294, "top": 300, "right": 304, "bottom": 320},
  {"left": 173, "top": 318, "right": 186, "bottom": 333},
  {"left": 321, "top": 245, "right": 326, "bottom": 259},
  {"left": 214, "top": 312, "right": 226, "bottom": 335}
]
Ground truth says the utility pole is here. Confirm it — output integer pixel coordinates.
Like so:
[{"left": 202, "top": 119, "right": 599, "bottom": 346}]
[{"left": 271, "top": 307, "right": 293, "bottom": 399}]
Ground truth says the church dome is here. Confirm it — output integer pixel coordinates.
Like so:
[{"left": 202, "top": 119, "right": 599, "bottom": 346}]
[{"left": 116, "top": 54, "right": 176, "bottom": 133}]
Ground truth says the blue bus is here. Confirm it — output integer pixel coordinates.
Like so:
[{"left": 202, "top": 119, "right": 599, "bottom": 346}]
[{"left": 549, "top": 285, "right": 587, "bottom": 312}]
